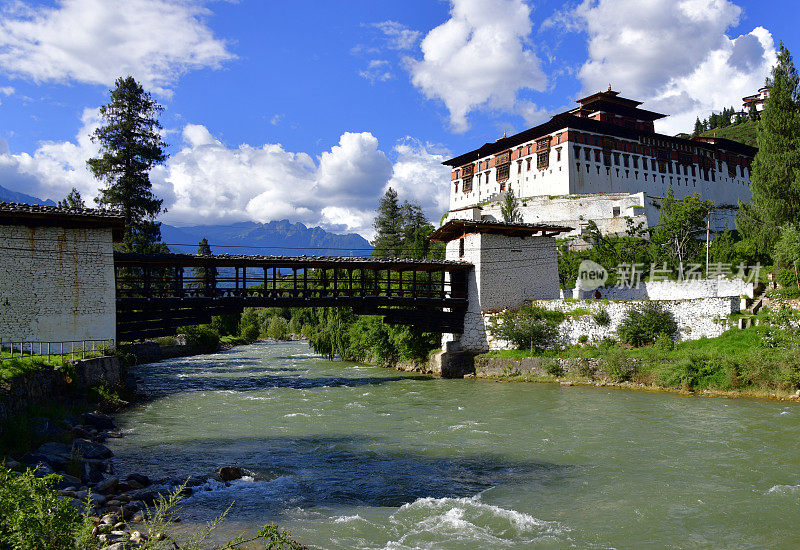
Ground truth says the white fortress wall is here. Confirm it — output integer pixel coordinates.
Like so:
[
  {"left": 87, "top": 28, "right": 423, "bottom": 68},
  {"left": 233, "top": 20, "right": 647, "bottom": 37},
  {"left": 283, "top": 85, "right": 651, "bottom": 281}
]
[{"left": 0, "top": 224, "right": 117, "bottom": 347}]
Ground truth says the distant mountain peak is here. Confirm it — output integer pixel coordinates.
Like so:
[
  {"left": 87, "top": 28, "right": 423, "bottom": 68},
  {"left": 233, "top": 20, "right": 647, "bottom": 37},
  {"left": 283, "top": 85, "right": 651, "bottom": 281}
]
[{"left": 0, "top": 185, "right": 56, "bottom": 206}]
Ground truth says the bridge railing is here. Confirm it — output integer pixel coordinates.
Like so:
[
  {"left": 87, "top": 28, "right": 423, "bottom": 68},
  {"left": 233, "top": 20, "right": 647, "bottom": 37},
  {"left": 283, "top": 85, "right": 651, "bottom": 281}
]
[
  {"left": 114, "top": 254, "right": 470, "bottom": 302},
  {"left": 0, "top": 338, "right": 115, "bottom": 364}
]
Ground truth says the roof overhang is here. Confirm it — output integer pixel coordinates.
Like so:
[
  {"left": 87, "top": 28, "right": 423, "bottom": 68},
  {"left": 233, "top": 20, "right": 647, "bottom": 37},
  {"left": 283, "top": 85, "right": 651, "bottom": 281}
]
[
  {"left": 428, "top": 219, "right": 573, "bottom": 242},
  {"left": 0, "top": 202, "right": 125, "bottom": 241}
]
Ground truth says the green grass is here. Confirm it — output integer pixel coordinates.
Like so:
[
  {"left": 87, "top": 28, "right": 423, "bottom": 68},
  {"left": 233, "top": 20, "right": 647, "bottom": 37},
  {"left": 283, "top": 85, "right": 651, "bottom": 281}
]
[
  {"left": 479, "top": 325, "right": 800, "bottom": 396},
  {"left": 698, "top": 120, "right": 758, "bottom": 147}
]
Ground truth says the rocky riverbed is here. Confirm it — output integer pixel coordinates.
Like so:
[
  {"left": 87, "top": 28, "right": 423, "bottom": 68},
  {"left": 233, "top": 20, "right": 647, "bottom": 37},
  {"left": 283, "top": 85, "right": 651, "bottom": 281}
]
[{"left": 6, "top": 410, "right": 243, "bottom": 549}]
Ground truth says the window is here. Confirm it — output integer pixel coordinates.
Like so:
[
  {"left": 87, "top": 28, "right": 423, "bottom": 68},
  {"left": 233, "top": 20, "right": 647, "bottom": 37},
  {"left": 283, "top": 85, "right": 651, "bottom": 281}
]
[
  {"left": 537, "top": 151, "right": 549, "bottom": 170},
  {"left": 633, "top": 156, "right": 639, "bottom": 169},
  {"left": 585, "top": 148, "right": 591, "bottom": 161},
  {"left": 497, "top": 164, "right": 510, "bottom": 182},
  {"left": 556, "top": 148, "right": 562, "bottom": 162},
  {"left": 526, "top": 158, "right": 531, "bottom": 171},
  {"left": 623, "top": 155, "right": 629, "bottom": 168},
  {"left": 594, "top": 149, "right": 601, "bottom": 162},
  {"left": 517, "top": 160, "right": 523, "bottom": 174},
  {"left": 613, "top": 206, "right": 621, "bottom": 217},
  {"left": 556, "top": 134, "right": 562, "bottom": 144},
  {"left": 462, "top": 177, "right": 472, "bottom": 193},
  {"left": 574, "top": 145, "right": 581, "bottom": 157},
  {"left": 459, "top": 238, "right": 464, "bottom": 258}
]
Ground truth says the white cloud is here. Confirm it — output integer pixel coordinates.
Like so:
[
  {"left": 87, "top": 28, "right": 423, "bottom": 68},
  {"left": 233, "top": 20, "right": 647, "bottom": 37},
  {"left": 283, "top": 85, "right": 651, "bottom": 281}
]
[
  {"left": 408, "top": 0, "right": 547, "bottom": 132},
  {"left": 359, "top": 59, "right": 393, "bottom": 83},
  {"left": 386, "top": 138, "right": 451, "bottom": 225},
  {"left": 572, "top": 0, "right": 777, "bottom": 133},
  {"left": 0, "top": 107, "right": 100, "bottom": 202},
  {"left": 0, "top": 0, "right": 233, "bottom": 94},
  {"left": 372, "top": 21, "right": 422, "bottom": 51}
]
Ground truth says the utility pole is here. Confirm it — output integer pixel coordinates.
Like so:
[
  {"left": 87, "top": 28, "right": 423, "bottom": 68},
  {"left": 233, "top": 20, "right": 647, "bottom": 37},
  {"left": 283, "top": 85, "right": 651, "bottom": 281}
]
[{"left": 705, "top": 209, "right": 711, "bottom": 278}]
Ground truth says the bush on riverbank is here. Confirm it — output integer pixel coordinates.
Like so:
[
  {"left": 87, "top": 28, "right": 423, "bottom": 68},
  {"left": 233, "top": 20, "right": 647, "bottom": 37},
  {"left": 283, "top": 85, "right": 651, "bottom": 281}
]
[
  {"left": 178, "top": 325, "right": 220, "bottom": 353},
  {"left": 489, "top": 306, "right": 565, "bottom": 352},
  {"left": 479, "top": 324, "right": 800, "bottom": 395},
  {"left": 617, "top": 302, "right": 678, "bottom": 347}
]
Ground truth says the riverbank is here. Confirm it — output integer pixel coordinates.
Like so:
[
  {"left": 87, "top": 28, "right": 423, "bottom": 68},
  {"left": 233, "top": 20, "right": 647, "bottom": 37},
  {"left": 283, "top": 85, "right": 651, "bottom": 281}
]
[{"left": 474, "top": 325, "right": 800, "bottom": 401}]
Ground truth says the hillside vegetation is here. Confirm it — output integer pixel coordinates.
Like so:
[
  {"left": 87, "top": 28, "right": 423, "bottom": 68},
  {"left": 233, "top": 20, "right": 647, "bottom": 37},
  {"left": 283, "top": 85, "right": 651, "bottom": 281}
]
[{"left": 698, "top": 119, "right": 758, "bottom": 147}]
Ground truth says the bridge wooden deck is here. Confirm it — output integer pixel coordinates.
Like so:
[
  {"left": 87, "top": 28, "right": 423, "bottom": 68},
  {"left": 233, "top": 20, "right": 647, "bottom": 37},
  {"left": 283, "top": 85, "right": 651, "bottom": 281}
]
[{"left": 115, "top": 253, "right": 471, "bottom": 341}]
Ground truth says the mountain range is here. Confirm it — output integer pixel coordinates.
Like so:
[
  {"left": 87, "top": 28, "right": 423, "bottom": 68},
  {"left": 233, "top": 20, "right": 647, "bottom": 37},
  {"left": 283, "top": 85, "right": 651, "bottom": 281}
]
[{"left": 0, "top": 185, "right": 372, "bottom": 257}]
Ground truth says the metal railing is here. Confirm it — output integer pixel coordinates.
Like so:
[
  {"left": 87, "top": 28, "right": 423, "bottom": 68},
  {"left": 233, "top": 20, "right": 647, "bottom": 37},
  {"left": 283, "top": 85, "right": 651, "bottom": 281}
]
[{"left": 0, "top": 338, "right": 115, "bottom": 364}]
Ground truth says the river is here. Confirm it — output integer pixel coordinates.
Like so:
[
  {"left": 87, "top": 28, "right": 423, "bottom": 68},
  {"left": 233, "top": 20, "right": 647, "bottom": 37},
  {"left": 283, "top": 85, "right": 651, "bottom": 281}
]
[{"left": 108, "top": 341, "right": 800, "bottom": 549}]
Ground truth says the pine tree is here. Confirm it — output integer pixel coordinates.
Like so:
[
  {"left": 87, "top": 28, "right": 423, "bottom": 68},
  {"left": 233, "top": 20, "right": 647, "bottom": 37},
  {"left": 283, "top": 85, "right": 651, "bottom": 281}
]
[
  {"left": 737, "top": 42, "right": 800, "bottom": 255},
  {"left": 372, "top": 188, "right": 403, "bottom": 258},
  {"left": 500, "top": 189, "right": 522, "bottom": 223},
  {"left": 693, "top": 117, "right": 703, "bottom": 136},
  {"left": 87, "top": 76, "right": 168, "bottom": 253},
  {"left": 748, "top": 101, "right": 759, "bottom": 120},
  {"left": 400, "top": 201, "right": 433, "bottom": 259},
  {"left": 193, "top": 237, "right": 217, "bottom": 289},
  {"left": 57, "top": 188, "right": 85, "bottom": 209}
]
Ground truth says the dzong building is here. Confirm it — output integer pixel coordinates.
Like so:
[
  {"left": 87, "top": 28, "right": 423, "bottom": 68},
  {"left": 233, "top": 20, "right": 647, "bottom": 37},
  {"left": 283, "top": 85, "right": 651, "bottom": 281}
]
[{"left": 442, "top": 89, "right": 757, "bottom": 239}]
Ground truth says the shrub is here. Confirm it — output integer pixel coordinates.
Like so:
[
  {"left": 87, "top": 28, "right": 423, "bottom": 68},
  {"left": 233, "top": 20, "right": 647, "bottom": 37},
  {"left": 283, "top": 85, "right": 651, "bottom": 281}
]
[
  {"left": 593, "top": 308, "right": 611, "bottom": 327},
  {"left": 490, "top": 306, "right": 565, "bottom": 352},
  {"left": 266, "top": 316, "right": 289, "bottom": 340},
  {"left": 211, "top": 313, "right": 240, "bottom": 336},
  {"left": 288, "top": 317, "right": 302, "bottom": 336},
  {"left": 542, "top": 358, "right": 565, "bottom": 377},
  {"left": 577, "top": 358, "right": 597, "bottom": 379},
  {"left": 240, "top": 308, "right": 261, "bottom": 335},
  {"left": 617, "top": 302, "right": 678, "bottom": 347},
  {"left": 604, "top": 349, "right": 636, "bottom": 382},
  {"left": 241, "top": 323, "right": 261, "bottom": 343},
  {"left": 577, "top": 334, "right": 589, "bottom": 344},
  {"left": 178, "top": 324, "right": 220, "bottom": 353},
  {"left": 0, "top": 467, "right": 90, "bottom": 550},
  {"left": 654, "top": 333, "right": 675, "bottom": 351}
]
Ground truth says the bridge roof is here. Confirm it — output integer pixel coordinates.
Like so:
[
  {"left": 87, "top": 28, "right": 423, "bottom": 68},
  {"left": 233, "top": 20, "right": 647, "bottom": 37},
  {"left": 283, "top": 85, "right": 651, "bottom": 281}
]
[
  {"left": 0, "top": 201, "right": 124, "bottom": 237},
  {"left": 114, "top": 252, "right": 473, "bottom": 271},
  {"left": 428, "top": 219, "right": 573, "bottom": 242}
]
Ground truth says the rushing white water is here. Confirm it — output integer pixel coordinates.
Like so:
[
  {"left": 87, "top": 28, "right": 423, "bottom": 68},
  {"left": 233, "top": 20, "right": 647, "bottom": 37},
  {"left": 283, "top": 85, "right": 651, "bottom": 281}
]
[{"left": 108, "top": 341, "right": 800, "bottom": 549}]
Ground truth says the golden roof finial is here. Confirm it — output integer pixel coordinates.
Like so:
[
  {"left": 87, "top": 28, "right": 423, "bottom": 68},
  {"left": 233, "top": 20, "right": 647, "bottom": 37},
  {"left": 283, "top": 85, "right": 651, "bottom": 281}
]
[
  {"left": 503, "top": 131, "right": 507, "bottom": 138},
  {"left": 607, "top": 83, "right": 612, "bottom": 92}
]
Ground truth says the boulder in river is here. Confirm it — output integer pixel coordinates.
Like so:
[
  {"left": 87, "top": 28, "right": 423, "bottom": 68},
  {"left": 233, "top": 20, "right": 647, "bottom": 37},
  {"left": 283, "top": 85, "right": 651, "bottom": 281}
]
[
  {"left": 125, "top": 473, "right": 150, "bottom": 488},
  {"left": 82, "top": 412, "right": 115, "bottom": 429},
  {"left": 72, "top": 439, "right": 113, "bottom": 460},
  {"left": 217, "top": 466, "right": 242, "bottom": 481}
]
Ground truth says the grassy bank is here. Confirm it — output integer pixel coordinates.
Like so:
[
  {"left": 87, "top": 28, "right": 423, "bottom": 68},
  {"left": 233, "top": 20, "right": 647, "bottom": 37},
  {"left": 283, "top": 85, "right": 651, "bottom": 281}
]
[{"left": 478, "top": 326, "right": 800, "bottom": 400}]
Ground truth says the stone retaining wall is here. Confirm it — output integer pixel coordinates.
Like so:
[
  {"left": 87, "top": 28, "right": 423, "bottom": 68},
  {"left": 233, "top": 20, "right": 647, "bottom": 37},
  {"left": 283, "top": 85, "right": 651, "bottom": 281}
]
[
  {"left": 573, "top": 278, "right": 754, "bottom": 300},
  {"left": 484, "top": 297, "right": 738, "bottom": 349},
  {"left": 0, "top": 356, "right": 123, "bottom": 421}
]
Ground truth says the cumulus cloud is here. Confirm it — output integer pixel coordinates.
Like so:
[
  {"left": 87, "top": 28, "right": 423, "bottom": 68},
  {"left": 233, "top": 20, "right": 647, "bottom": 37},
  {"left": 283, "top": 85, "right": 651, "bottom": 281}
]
[
  {"left": 0, "top": 107, "right": 100, "bottom": 202},
  {"left": 408, "top": 0, "right": 547, "bottom": 132},
  {"left": 572, "top": 0, "right": 777, "bottom": 133},
  {"left": 0, "top": 0, "right": 233, "bottom": 94},
  {"left": 386, "top": 138, "right": 451, "bottom": 224},
  {"left": 0, "top": 115, "right": 453, "bottom": 237}
]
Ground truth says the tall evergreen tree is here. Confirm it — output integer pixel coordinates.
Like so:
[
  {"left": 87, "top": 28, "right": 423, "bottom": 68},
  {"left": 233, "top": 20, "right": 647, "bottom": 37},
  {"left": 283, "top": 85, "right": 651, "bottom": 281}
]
[
  {"left": 693, "top": 117, "right": 704, "bottom": 136},
  {"left": 737, "top": 42, "right": 800, "bottom": 255},
  {"left": 192, "top": 237, "right": 217, "bottom": 289},
  {"left": 372, "top": 188, "right": 403, "bottom": 258},
  {"left": 400, "top": 201, "right": 433, "bottom": 259},
  {"left": 87, "top": 76, "right": 168, "bottom": 253},
  {"left": 57, "top": 188, "right": 85, "bottom": 209}
]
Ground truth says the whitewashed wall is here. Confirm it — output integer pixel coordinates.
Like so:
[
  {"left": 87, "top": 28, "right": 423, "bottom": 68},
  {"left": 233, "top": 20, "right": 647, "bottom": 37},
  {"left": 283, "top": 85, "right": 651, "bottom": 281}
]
[
  {"left": 575, "top": 278, "right": 754, "bottom": 300},
  {"left": 485, "top": 297, "right": 739, "bottom": 349},
  {"left": 0, "top": 225, "right": 117, "bottom": 347},
  {"left": 443, "top": 232, "right": 561, "bottom": 353}
]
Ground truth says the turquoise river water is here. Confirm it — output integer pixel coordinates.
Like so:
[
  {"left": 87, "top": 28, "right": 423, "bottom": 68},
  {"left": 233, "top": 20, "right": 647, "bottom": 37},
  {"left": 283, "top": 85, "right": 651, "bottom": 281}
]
[{"left": 108, "top": 341, "right": 800, "bottom": 549}]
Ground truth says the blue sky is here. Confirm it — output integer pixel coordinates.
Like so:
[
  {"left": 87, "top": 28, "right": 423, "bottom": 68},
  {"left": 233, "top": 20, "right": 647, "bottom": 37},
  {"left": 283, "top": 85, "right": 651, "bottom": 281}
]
[{"left": 0, "top": 0, "right": 797, "bottom": 237}]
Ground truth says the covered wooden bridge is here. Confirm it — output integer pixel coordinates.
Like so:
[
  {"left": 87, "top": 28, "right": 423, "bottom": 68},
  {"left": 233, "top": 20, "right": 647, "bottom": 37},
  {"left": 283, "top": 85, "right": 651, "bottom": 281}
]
[{"left": 115, "top": 253, "right": 471, "bottom": 341}]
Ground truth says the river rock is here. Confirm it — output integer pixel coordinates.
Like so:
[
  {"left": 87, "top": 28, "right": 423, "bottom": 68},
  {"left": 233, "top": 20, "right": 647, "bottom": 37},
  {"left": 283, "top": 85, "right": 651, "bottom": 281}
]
[
  {"left": 54, "top": 474, "right": 82, "bottom": 490},
  {"left": 83, "top": 412, "right": 115, "bottom": 429},
  {"left": 72, "top": 439, "right": 113, "bottom": 460},
  {"left": 36, "top": 441, "right": 72, "bottom": 457},
  {"left": 4, "top": 459, "right": 21, "bottom": 471},
  {"left": 125, "top": 473, "right": 150, "bottom": 488},
  {"left": 95, "top": 476, "right": 119, "bottom": 493},
  {"left": 217, "top": 466, "right": 242, "bottom": 481},
  {"left": 71, "top": 425, "right": 94, "bottom": 439},
  {"left": 102, "top": 543, "right": 125, "bottom": 550}
]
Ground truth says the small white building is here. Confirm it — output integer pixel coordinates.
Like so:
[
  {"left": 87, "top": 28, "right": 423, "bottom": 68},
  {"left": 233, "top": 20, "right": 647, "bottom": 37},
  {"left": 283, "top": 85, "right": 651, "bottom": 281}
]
[
  {"left": 428, "top": 219, "right": 572, "bottom": 356},
  {"left": 442, "top": 89, "right": 757, "bottom": 237},
  {"left": 0, "top": 202, "right": 123, "bottom": 349}
]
